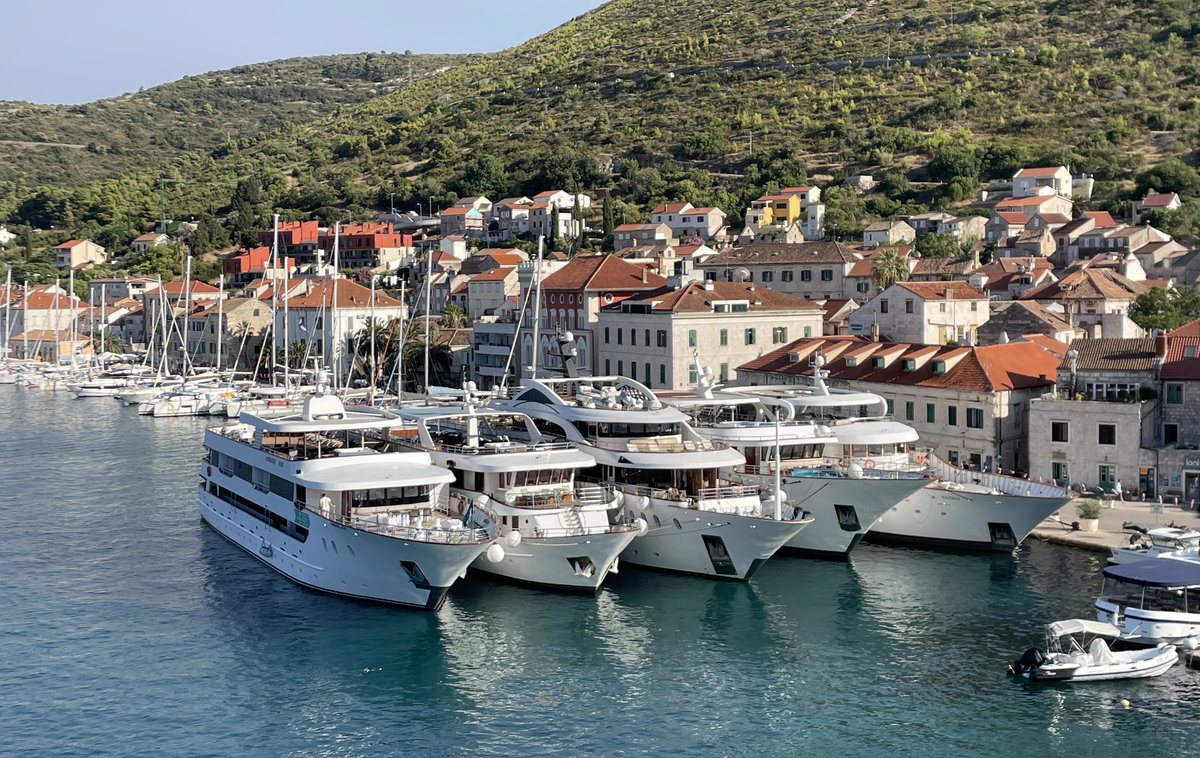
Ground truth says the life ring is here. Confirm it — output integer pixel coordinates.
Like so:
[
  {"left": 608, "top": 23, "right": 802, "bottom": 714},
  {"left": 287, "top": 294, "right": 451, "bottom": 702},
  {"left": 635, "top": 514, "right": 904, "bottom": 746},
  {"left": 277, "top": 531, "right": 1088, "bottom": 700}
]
[
  {"left": 916, "top": 453, "right": 926, "bottom": 466},
  {"left": 206, "top": 465, "right": 212, "bottom": 477},
  {"left": 863, "top": 459, "right": 876, "bottom": 469}
]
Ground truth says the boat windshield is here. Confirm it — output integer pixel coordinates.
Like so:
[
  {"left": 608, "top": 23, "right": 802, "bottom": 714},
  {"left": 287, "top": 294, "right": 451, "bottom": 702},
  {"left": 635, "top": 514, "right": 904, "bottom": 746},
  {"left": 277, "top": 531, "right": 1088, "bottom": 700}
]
[
  {"left": 1101, "top": 577, "right": 1200, "bottom": 613},
  {"left": 1152, "top": 534, "right": 1200, "bottom": 549}
]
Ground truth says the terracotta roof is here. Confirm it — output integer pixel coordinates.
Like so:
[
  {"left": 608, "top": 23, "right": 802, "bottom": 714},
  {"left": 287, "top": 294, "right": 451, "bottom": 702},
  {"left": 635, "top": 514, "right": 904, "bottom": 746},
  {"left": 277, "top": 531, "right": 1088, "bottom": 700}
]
[
  {"left": 1034, "top": 213, "right": 1072, "bottom": 224},
  {"left": 689, "top": 207, "right": 723, "bottom": 215},
  {"left": 610, "top": 281, "right": 819, "bottom": 313},
  {"left": 1014, "top": 167, "right": 1066, "bottom": 178},
  {"left": 1142, "top": 193, "right": 1179, "bottom": 209},
  {"left": 9, "top": 329, "right": 92, "bottom": 342},
  {"left": 820, "top": 298, "right": 856, "bottom": 322},
  {"left": 848, "top": 259, "right": 877, "bottom": 277},
  {"left": 435, "top": 327, "right": 473, "bottom": 348},
  {"left": 651, "top": 203, "right": 691, "bottom": 214},
  {"left": 283, "top": 279, "right": 404, "bottom": 309},
  {"left": 470, "top": 267, "right": 517, "bottom": 282},
  {"left": 995, "top": 211, "right": 1030, "bottom": 224},
  {"left": 739, "top": 338, "right": 1062, "bottom": 392},
  {"left": 1021, "top": 268, "right": 1148, "bottom": 302},
  {"left": 54, "top": 239, "right": 86, "bottom": 249},
  {"left": 1063, "top": 338, "right": 1161, "bottom": 372},
  {"left": 1162, "top": 336, "right": 1200, "bottom": 380},
  {"left": 911, "top": 255, "right": 977, "bottom": 277},
  {"left": 431, "top": 251, "right": 459, "bottom": 262},
  {"left": 893, "top": 281, "right": 987, "bottom": 300},
  {"left": 994, "top": 195, "right": 1062, "bottom": 210},
  {"left": 781, "top": 186, "right": 815, "bottom": 194},
  {"left": 540, "top": 254, "right": 667, "bottom": 292},
  {"left": 450, "top": 281, "right": 469, "bottom": 294},
  {"left": 985, "top": 300, "right": 1073, "bottom": 332},
  {"left": 439, "top": 207, "right": 472, "bottom": 216},
  {"left": 134, "top": 233, "right": 167, "bottom": 242},
  {"left": 161, "top": 280, "right": 219, "bottom": 294},
  {"left": 1169, "top": 318, "right": 1200, "bottom": 338},
  {"left": 11, "top": 291, "right": 84, "bottom": 310},
  {"left": 1083, "top": 211, "right": 1118, "bottom": 228},
  {"left": 533, "top": 191, "right": 561, "bottom": 199},
  {"left": 703, "top": 242, "right": 861, "bottom": 266}
]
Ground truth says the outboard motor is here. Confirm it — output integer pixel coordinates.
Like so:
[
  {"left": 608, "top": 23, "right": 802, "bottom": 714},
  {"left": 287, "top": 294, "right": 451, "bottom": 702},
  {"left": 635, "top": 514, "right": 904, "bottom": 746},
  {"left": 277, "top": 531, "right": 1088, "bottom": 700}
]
[{"left": 1008, "top": 647, "right": 1046, "bottom": 675}]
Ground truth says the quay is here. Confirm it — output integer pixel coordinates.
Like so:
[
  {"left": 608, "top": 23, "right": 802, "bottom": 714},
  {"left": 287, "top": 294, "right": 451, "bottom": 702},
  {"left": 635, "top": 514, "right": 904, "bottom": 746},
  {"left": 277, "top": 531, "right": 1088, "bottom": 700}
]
[{"left": 1030, "top": 498, "right": 1200, "bottom": 553}]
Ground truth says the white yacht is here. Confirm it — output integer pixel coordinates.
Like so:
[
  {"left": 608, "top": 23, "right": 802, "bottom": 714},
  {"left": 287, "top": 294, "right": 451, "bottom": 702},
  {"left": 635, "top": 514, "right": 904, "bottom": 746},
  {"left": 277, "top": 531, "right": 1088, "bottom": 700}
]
[
  {"left": 200, "top": 384, "right": 497, "bottom": 609},
  {"left": 490, "top": 376, "right": 812, "bottom": 580},
  {"left": 744, "top": 357, "right": 1071, "bottom": 551},
  {"left": 1110, "top": 525, "right": 1200, "bottom": 564},
  {"left": 1096, "top": 560, "right": 1200, "bottom": 645},
  {"left": 395, "top": 398, "right": 641, "bottom": 591},
  {"left": 666, "top": 382, "right": 930, "bottom": 558}
]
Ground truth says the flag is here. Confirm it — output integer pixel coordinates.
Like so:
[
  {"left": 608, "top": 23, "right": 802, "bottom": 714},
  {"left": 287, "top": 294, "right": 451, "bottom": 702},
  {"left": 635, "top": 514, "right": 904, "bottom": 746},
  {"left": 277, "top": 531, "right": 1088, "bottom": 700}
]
[
  {"left": 1141, "top": 493, "right": 1146, "bottom": 501},
  {"left": 298, "top": 318, "right": 308, "bottom": 333}
]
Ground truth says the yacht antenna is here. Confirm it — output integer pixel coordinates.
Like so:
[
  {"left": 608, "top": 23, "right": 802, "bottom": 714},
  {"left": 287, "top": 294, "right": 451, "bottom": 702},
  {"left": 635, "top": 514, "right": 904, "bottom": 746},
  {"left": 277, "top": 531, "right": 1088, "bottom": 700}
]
[
  {"left": 331, "top": 222, "right": 340, "bottom": 391},
  {"left": 528, "top": 235, "right": 544, "bottom": 378}
]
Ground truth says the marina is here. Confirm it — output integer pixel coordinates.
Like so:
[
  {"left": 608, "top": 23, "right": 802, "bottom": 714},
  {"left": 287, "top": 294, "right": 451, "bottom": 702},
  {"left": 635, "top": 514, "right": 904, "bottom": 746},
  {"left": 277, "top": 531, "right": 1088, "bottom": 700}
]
[{"left": 4, "top": 379, "right": 1200, "bottom": 756}]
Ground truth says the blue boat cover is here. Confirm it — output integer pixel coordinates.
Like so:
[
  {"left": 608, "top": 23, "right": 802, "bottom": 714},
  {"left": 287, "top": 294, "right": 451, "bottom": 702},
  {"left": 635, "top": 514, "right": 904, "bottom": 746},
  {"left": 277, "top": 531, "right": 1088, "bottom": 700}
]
[{"left": 1103, "top": 559, "right": 1200, "bottom": 588}]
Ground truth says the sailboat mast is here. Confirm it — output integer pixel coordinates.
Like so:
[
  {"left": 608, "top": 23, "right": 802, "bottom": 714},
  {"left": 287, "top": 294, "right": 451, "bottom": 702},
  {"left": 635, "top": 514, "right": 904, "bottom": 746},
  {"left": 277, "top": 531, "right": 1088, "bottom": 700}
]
[
  {"left": 280, "top": 215, "right": 290, "bottom": 394},
  {"left": 67, "top": 269, "right": 76, "bottom": 369},
  {"left": 99, "top": 284, "right": 106, "bottom": 370},
  {"left": 427, "top": 242, "right": 436, "bottom": 400},
  {"left": 398, "top": 280, "right": 405, "bottom": 401},
  {"left": 158, "top": 275, "right": 169, "bottom": 378},
  {"left": 270, "top": 214, "right": 279, "bottom": 386},
  {"left": 183, "top": 255, "right": 193, "bottom": 375},
  {"left": 216, "top": 274, "right": 224, "bottom": 373},
  {"left": 529, "top": 235, "right": 544, "bottom": 378},
  {"left": 3, "top": 267, "right": 11, "bottom": 366},
  {"left": 22, "top": 279, "right": 28, "bottom": 362},
  {"left": 331, "top": 221, "right": 340, "bottom": 391},
  {"left": 369, "top": 275, "right": 377, "bottom": 405}
]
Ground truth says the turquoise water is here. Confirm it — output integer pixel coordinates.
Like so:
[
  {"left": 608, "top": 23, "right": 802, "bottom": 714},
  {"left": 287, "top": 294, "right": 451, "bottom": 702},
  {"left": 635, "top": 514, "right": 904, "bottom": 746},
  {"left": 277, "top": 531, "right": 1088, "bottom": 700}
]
[{"left": 2, "top": 387, "right": 1198, "bottom": 757}]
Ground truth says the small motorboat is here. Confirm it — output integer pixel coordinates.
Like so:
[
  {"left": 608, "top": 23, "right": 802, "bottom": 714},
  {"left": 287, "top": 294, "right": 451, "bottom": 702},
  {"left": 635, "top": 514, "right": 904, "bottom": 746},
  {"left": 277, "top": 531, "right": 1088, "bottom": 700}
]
[
  {"left": 1110, "top": 524, "right": 1200, "bottom": 564},
  {"left": 1008, "top": 619, "right": 1178, "bottom": 682}
]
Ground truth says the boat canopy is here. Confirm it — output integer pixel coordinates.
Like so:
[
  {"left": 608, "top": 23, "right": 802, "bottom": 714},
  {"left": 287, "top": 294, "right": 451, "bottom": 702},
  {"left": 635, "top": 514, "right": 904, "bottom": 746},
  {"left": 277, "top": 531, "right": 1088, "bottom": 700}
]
[
  {"left": 293, "top": 456, "right": 455, "bottom": 491},
  {"left": 832, "top": 420, "right": 920, "bottom": 445},
  {"left": 1103, "top": 559, "right": 1200, "bottom": 589},
  {"left": 1047, "top": 619, "right": 1122, "bottom": 638}
]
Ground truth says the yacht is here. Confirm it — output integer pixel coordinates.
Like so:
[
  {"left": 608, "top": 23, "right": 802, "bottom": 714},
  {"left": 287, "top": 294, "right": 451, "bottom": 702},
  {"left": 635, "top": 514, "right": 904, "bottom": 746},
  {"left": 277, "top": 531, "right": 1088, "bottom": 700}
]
[
  {"left": 666, "top": 381, "right": 929, "bottom": 559},
  {"left": 200, "top": 383, "right": 497, "bottom": 609},
  {"left": 1109, "top": 525, "right": 1200, "bottom": 564},
  {"left": 1096, "top": 560, "right": 1200, "bottom": 645},
  {"left": 490, "top": 376, "right": 812, "bottom": 580},
  {"left": 395, "top": 397, "right": 641, "bottom": 591},
  {"left": 743, "top": 356, "right": 1071, "bottom": 551}
]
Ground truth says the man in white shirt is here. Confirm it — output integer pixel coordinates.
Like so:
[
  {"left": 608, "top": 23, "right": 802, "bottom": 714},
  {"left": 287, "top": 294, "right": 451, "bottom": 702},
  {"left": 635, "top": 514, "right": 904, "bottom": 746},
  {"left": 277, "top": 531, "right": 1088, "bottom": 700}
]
[{"left": 319, "top": 493, "right": 333, "bottom": 515}]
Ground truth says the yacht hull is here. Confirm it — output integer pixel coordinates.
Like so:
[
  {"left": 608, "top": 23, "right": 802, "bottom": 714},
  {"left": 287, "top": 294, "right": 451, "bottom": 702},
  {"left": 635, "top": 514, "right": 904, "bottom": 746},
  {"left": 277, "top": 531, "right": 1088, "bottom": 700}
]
[
  {"left": 198, "top": 488, "right": 485, "bottom": 609},
  {"left": 470, "top": 529, "right": 638, "bottom": 592},
  {"left": 780, "top": 475, "right": 932, "bottom": 558},
  {"left": 866, "top": 484, "right": 1072, "bottom": 551},
  {"left": 618, "top": 500, "right": 809, "bottom": 580}
]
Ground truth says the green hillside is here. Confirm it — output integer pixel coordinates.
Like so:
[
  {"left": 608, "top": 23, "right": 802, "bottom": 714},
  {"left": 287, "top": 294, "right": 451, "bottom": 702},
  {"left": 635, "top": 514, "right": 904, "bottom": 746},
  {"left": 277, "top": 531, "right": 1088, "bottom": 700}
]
[
  {"left": 0, "top": 52, "right": 469, "bottom": 186},
  {"left": 4, "top": 0, "right": 1200, "bottom": 276}
]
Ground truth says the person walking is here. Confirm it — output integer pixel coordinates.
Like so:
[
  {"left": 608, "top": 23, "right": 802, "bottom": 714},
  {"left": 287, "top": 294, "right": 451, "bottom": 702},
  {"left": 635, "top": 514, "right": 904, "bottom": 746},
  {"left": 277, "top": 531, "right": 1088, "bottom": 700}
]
[{"left": 1113, "top": 479, "right": 1124, "bottom": 502}]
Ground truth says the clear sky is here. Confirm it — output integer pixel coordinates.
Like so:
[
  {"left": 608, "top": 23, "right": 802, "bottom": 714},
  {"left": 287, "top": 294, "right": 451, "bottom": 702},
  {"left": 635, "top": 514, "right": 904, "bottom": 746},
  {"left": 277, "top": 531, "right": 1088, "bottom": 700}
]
[{"left": 1, "top": 0, "right": 590, "bottom": 104}]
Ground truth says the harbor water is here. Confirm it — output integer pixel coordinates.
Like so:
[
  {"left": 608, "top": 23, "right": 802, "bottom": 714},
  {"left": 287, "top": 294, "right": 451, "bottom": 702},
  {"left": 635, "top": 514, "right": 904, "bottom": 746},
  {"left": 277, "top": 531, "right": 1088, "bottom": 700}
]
[{"left": 2, "top": 387, "right": 1198, "bottom": 757}]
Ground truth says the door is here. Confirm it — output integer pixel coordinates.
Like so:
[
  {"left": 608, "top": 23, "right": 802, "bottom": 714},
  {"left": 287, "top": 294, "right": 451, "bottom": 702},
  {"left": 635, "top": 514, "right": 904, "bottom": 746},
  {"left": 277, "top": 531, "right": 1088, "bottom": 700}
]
[
  {"left": 1187, "top": 472, "right": 1200, "bottom": 506},
  {"left": 1052, "top": 462, "right": 1069, "bottom": 488},
  {"left": 1139, "top": 467, "right": 1155, "bottom": 499}
]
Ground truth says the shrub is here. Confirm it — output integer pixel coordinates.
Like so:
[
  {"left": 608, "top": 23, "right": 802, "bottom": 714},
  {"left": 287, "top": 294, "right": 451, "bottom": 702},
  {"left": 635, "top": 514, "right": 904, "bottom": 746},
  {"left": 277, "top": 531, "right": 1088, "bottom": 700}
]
[{"left": 1076, "top": 499, "right": 1102, "bottom": 520}]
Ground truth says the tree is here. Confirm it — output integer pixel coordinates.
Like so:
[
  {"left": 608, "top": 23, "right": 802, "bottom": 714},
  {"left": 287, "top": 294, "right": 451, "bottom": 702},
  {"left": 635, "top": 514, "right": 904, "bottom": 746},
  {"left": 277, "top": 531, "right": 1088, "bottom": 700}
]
[
  {"left": 1129, "top": 286, "right": 1200, "bottom": 332},
  {"left": 549, "top": 206, "right": 561, "bottom": 250},
  {"left": 457, "top": 154, "right": 509, "bottom": 198},
  {"left": 871, "top": 249, "right": 910, "bottom": 290},
  {"left": 916, "top": 232, "right": 965, "bottom": 258},
  {"left": 1136, "top": 160, "right": 1200, "bottom": 199},
  {"left": 927, "top": 145, "right": 981, "bottom": 183},
  {"left": 602, "top": 196, "right": 615, "bottom": 239},
  {"left": 440, "top": 303, "right": 467, "bottom": 329}
]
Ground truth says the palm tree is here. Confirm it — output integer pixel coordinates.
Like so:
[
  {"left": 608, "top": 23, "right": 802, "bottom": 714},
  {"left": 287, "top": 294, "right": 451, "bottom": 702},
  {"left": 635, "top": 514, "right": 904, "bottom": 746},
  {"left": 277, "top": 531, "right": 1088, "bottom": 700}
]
[
  {"left": 232, "top": 320, "right": 253, "bottom": 370},
  {"left": 440, "top": 304, "right": 467, "bottom": 329},
  {"left": 871, "top": 249, "right": 910, "bottom": 291}
]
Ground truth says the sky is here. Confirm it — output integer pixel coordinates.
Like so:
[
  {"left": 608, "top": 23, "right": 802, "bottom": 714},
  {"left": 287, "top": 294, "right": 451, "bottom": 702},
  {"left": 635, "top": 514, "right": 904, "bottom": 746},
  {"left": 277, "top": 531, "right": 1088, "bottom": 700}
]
[{"left": 1, "top": 0, "right": 591, "bottom": 104}]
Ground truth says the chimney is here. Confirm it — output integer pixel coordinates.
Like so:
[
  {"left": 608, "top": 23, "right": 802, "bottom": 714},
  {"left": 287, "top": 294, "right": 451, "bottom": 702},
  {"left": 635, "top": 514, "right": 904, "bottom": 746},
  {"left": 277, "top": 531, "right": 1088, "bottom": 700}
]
[
  {"left": 641, "top": 267, "right": 647, "bottom": 283},
  {"left": 870, "top": 322, "right": 880, "bottom": 343},
  {"left": 1155, "top": 331, "right": 1167, "bottom": 359},
  {"left": 971, "top": 246, "right": 979, "bottom": 268}
]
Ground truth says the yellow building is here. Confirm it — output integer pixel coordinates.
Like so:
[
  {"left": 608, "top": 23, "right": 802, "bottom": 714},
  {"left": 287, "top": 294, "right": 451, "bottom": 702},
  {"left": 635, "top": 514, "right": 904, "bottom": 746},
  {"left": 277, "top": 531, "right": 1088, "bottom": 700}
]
[{"left": 746, "top": 194, "right": 802, "bottom": 228}]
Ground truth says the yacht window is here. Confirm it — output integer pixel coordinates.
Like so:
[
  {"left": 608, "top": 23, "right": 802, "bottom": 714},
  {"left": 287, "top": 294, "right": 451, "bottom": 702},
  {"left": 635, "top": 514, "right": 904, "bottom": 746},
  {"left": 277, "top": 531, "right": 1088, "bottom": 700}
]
[
  {"left": 868, "top": 445, "right": 883, "bottom": 457},
  {"left": 516, "top": 388, "right": 557, "bottom": 405},
  {"left": 852, "top": 445, "right": 867, "bottom": 458}
]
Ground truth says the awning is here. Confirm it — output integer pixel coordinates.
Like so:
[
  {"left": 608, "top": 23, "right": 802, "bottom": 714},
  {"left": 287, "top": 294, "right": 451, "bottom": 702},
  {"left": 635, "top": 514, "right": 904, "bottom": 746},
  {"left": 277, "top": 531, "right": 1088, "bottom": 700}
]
[
  {"left": 1103, "top": 559, "right": 1200, "bottom": 588},
  {"left": 1047, "top": 619, "right": 1122, "bottom": 638}
]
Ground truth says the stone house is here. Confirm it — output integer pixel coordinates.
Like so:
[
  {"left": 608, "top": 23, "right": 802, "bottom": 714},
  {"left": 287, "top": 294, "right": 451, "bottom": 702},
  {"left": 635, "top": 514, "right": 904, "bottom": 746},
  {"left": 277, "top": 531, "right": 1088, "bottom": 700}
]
[
  {"left": 1132, "top": 192, "right": 1181, "bottom": 225},
  {"left": 52, "top": 239, "right": 107, "bottom": 269},
  {"left": 466, "top": 266, "right": 520, "bottom": 320},
  {"left": 613, "top": 223, "right": 671, "bottom": 250},
  {"left": 596, "top": 280, "right": 823, "bottom": 388},
  {"left": 1012, "top": 166, "right": 1073, "bottom": 199},
  {"left": 698, "top": 242, "right": 862, "bottom": 301},
  {"left": 847, "top": 281, "right": 989, "bottom": 345},
  {"left": 936, "top": 216, "right": 987, "bottom": 242},
  {"left": 976, "top": 301, "right": 1078, "bottom": 345},
  {"left": 863, "top": 220, "right": 915, "bottom": 247},
  {"left": 986, "top": 211, "right": 1028, "bottom": 241}
]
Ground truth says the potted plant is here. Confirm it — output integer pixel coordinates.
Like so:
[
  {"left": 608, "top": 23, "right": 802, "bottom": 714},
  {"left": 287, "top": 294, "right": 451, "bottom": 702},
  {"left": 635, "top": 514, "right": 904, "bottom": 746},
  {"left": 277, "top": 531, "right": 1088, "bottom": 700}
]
[{"left": 1076, "top": 499, "right": 1102, "bottom": 532}]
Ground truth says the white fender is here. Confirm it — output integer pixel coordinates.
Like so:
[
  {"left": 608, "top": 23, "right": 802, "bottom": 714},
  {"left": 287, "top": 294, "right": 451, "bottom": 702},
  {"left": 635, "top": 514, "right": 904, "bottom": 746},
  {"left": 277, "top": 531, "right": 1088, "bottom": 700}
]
[
  {"left": 486, "top": 543, "right": 505, "bottom": 563},
  {"left": 504, "top": 530, "right": 522, "bottom": 548},
  {"left": 634, "top": 517, "right": 649, "bottom": 537}
]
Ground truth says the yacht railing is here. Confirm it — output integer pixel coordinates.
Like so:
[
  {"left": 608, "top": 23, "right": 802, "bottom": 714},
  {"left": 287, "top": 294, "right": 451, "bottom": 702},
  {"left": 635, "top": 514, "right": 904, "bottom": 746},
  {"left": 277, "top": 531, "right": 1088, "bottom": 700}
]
[
  {"left": 500, "top": 483, "right": 619, "bottom": 509},
  {"left": 432, "top": 440, "right": 573, "bottom": 456},
  {"left": 304, "top": 501, "right": 496, "bottom": 544},
  {"left": 589, "top": 437, "right": 727, "bottom": 453},
  {"left": 697, "top": 485, "right": 760, "bottom": 501}
]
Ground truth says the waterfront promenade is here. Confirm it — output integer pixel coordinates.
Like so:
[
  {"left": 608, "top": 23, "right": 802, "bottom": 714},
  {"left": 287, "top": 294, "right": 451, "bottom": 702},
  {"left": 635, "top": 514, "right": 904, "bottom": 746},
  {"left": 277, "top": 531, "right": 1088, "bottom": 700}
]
[{"left": 1031, "top": 497, "right": 1200, "bottom": 553}]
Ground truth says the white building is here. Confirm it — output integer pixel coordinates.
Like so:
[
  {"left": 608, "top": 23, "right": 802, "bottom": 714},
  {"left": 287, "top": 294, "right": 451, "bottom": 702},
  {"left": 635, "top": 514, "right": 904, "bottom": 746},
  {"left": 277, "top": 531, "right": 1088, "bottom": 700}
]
[
  {"left": 276, "top": 278, "right": 407, "bottom": 379},
  {"left": 848, "top": 281, "right": 989, "bottom": 346}
]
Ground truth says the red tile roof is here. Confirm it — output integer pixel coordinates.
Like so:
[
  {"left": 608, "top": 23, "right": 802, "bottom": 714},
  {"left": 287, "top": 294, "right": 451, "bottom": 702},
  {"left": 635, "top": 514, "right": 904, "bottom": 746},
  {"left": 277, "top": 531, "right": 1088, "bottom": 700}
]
[
  {"left": 1021, "top": 268, "right": 1148, "bottom": 302},
  {"left": 284, "top": 279, "right": 403, "bottom": 309},
  {"left": 704, "top": 242, "right": 861, "bottom": 266},
  {"left": 1082, "top": 211, "right": 1118, "bottom": 228},
  {"left": 1162, "top": 336, "right": 1200, "bottom": 380},
  {"left": 738, "top": 338, "right": 1063, "bottom": 392},
  {"left": 651, "top": 203, "right": 691, "bottom": 214},
  {"left": 470, "top": 267, "right": 517, "bottom": 282},
  {"left": 1014, "top": 167, "right": 1066, "bottom": 178},
  {"left": 1169, "top": 318, "right": 1200, "bottom": 338},
  {"left": 610, "top": 281, "right": 819, "bottom": 313},
  {"left": 540, "top": 254, "right": 667, "bottom": 292},
  {"left": 1142, "top": 193, "right": 1179, "bottom": 209},
  {"left": 995, "top": 211, "right": 1030, "bottom": 224},
  {"left": 893, "top": 281, "right": 987, "bottom": 300},
  {"left": 994, "top": 195, "right": 1062, "bottom": 210},
  {"left": 160, "top": 280, "right": 219, "bottom": 294}
]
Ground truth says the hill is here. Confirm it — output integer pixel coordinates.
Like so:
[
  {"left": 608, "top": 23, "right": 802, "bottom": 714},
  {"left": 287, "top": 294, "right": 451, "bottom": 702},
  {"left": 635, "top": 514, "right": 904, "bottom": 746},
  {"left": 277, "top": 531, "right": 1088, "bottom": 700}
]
[
  {"left": 4, "top": 0, "right": 1200, "bottom": 268},
  {"left": 0, "top": 52, "right": 469, "bottom": 186}
]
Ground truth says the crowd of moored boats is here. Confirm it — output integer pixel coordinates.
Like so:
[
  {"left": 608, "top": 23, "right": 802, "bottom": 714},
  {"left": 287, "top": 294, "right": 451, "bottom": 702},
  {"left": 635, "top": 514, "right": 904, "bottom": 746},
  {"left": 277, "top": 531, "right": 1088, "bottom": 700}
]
[{"left": 15, "top": 353, "right": 1200, "bottom": 684}]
